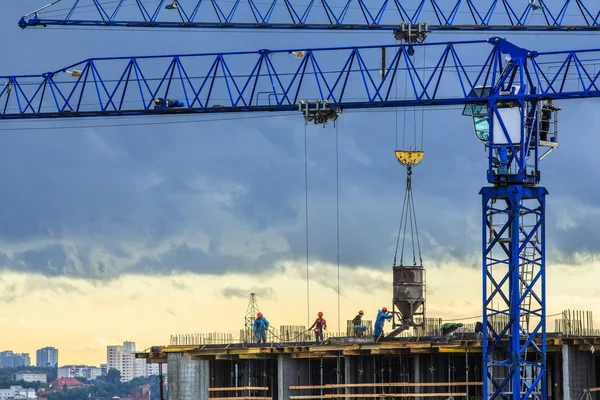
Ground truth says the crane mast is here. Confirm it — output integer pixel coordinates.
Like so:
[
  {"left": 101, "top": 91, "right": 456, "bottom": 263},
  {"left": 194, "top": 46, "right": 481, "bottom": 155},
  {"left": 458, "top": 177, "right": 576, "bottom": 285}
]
[{"left": 6, "top": 1, "right": 598, "bottom": 399}]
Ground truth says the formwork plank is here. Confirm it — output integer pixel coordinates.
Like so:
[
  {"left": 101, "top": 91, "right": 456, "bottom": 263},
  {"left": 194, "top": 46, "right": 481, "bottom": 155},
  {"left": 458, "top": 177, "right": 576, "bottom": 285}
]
[
  {"left": 290, "top": 382, "right": 482, "bottom": 389},
  {"left": 209, "top": 387, "right": 269, "bottom": 392},
  {"left": 210, "top": 397, "right": 271, "bottom": 400},
  {"left": 290, "top": 393, "right": 468, "bottom": 399}
]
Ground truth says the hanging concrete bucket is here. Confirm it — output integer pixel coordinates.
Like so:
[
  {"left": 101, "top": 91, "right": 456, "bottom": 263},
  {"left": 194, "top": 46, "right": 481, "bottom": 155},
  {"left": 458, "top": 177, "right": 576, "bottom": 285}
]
[{"left": 392, "top": 265, "right": 425, "bottom": 326}]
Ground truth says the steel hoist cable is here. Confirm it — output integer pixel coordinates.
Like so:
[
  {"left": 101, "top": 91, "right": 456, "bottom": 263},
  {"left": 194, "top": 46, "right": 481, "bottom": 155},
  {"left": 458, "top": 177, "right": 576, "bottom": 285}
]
[
  {"left": 393, "top": 164, "right": 422, "bottom": 267},
  {"left": 304, "top": 123, "right": 310, "bottom": 328},
  {"left": 335, "top": 122, "right": 341, "bottom": 334}
]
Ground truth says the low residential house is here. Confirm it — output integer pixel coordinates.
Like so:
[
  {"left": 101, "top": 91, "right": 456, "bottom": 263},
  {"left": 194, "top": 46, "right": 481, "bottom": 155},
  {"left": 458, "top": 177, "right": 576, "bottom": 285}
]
[
  {"left": 0, "top": 385, "right": 36, "bottom": 399},
  {"left": 49, "top": 377, "right": 86, "bottom": 390},
  {"left": 102, "top": 385, "right": 150, "bottom": 400}
]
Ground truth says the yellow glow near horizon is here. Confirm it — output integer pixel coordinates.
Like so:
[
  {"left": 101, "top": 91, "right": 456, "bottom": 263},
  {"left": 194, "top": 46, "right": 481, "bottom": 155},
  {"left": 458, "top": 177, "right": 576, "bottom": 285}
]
[{"left": 0, "top": 259, "right": 598, "bottom": 365}]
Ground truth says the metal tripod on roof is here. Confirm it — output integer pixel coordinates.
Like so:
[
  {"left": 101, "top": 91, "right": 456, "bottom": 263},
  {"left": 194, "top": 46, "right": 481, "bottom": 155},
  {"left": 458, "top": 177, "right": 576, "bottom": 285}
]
[
  {"left": 388, "top": 150, "right": 426, "bottom": 338},
  {"left": 244, "top": 293, "right": 260, "bottom": 343}
]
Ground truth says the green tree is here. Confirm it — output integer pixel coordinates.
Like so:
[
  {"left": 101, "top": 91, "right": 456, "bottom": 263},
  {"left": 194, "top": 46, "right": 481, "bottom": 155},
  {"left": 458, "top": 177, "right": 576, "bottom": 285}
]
[{"left": 103, "top": 368, "right": 121, "bottom": 385}]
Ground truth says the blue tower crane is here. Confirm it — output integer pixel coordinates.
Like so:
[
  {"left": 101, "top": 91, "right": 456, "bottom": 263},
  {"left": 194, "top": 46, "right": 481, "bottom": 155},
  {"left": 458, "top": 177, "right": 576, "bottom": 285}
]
[
  {"left": 17, "top": 0, "right": 600, "bottom": 35},
  {"left": 1, "top": 37, "right": 599, "bottom": 399}
]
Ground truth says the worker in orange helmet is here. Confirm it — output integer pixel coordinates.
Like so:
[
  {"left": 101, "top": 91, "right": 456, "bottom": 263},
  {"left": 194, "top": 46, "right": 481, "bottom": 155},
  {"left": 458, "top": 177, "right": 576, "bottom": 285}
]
[
  {"left": 373, "top": 307, "right": 392, "bottom": 339},
  {"left": 352, "top": 310, "right": 367, "bottom": 337},
  {"left": 309, "top": 311, "right": 327, "bottom": 343},
  {"left": 253, "top": 312, "right": 270, "bottom": 344}
]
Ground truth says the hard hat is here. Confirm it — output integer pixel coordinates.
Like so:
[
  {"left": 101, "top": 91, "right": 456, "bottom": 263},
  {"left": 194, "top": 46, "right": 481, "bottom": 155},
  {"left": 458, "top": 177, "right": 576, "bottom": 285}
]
[
  {"left": 359, "top": 310, "right": 364, "bottom": 315},
  {"left": 257, "top": 312, "right": 263, "bottom": 318},
  {"left": 382, "top": 307, "right": 388, "bottom": 312},
  {"left": 318, "top": 311, "right": 323, "bottom": 317}
]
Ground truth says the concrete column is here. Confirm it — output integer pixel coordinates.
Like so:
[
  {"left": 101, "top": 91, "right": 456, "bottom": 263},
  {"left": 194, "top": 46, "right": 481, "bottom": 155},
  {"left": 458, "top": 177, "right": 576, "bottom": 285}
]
[
  {"left": 413, "top": 355, "right": 421, "bottom": 394},
  {"left": 562, "top": 345, "right": 596, "bottom": 400},
  {"left": 167, "top": 353, "right": 209, "bottom": 400},
  {"left": 344, "top": 356, "right": 356, "bottom": 400},
  {"left": 278, "top": 354, "right": 301, "bottom": 400}
]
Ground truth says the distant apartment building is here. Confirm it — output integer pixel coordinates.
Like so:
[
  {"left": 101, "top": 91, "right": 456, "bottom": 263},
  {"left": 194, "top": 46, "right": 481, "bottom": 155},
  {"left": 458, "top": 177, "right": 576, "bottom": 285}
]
[
  {"left": 0, "top": 385, "right": 36, "bottom": 399},
  {"left": 0, "top": 351, "right": 30, "bottom": 368},
  {"left": 36, "top": 346, "right": 58, "bottom": 367},
  {"left": 58, "top": 365, "right": 102, "bottom": 380},
  {"left": 107, "top": 342, "right": 137, "bottom": 382},
  {"left": 12, "top": 372, "right": 47, "bottom": 383},
  {"left": 134, "top": 358, "right": 146, "bottom": 379},
  {"left": 146, "top": 363, "right": 167, "bottom": 377},
  {"left": 122, "top": 341, "right": 136, "bottom": 353},
  {"left": 100, "top": 364, "right": 107, "bottom": 376}
]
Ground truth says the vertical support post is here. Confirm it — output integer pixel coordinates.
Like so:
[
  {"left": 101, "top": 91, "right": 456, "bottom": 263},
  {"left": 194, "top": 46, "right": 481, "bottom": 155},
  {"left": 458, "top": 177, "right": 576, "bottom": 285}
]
[
  {"left": 336, "top": 353, "right": 341, "bottom": 399},
  {"left": 562, "top": 346, "right": 571, "bottom": 400},
  {"left": 344, "top": 356, "right": 355, "bottom": 400},
  {"left": 320, "top": 357, "right": 324, "bottom": 398},
  {"left": 413, "top": 355, "right": 421, "bottom": 395},
  {"left": 159, "top": 362, "right": 164, "bottom": 400}
]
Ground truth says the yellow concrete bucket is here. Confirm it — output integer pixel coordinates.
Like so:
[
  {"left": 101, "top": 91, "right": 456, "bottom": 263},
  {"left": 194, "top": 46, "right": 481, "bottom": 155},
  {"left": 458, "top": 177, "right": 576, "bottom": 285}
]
[{"left": 395, "top": 150, "right": 424, "bottom": 167}]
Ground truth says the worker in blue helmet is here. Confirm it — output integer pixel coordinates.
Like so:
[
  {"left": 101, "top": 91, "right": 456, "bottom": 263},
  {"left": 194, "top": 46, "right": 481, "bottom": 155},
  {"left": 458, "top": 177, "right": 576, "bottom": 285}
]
[
  {"left": 373, "top": 307, "right": 392, "bottom": 339},
  {"left": 253, "top": 312, "right": 270, "bottom": 344}
]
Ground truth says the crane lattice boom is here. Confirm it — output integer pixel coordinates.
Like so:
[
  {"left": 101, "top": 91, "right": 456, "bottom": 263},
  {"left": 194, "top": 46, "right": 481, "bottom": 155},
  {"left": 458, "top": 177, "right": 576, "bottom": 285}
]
[
  {"left": 19, "top": 0, "right": 600, "bottom": 32},
  {"left": 1, "top": 38, "right": 600, "bottom": 120}
]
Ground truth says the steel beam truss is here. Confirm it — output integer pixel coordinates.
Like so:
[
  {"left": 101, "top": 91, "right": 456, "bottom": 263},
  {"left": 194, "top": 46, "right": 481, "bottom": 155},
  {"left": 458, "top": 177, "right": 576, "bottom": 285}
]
[
  {"left": 18, "top": 0, "right": 600, "bottom": 32},
  {"left": 2, "top": 37, "right": 600, "bottom": 120}
]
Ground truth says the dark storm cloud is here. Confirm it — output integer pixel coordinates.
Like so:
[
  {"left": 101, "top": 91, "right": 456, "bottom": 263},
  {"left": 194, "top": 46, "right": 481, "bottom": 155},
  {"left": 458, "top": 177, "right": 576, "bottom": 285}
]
[
  {"left": 0, "top": 102, "right": 596, "bottom": 279},
  {"left": 1, "top": 3, "right": 599, "bottom": 283}
]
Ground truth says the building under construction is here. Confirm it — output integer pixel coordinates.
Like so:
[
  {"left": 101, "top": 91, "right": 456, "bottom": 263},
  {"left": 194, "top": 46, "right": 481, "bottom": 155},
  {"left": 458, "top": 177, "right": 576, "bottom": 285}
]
[
  {"left": 138, "top": 309, "right": 599, "bottom": 400},
  {"left": 136, "top": 149, "right": 600, "bottom": 400}
]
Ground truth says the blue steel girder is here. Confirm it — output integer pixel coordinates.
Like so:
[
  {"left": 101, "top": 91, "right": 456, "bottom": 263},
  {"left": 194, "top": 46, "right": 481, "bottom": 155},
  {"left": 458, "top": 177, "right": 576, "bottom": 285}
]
[
  {"left": 18, "top": 0, "right": 600, "bottom": 31},
  {"left": 481, "top": 185, "right": 547, "bottom": 400},
  {"left": 3, "top": 37, "right": 600, "bottom": 120}
]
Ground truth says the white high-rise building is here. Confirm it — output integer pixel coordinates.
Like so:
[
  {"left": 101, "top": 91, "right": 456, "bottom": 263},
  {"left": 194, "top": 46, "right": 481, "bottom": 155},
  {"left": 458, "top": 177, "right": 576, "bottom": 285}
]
[
  {"left": 146, "top": 363, "right": 167, "bottom": 377},
  {"left": 106, "top": 341, "right": 138, "bottom": 382},
  {"left": 106, "top": 346, "right": 122, "bottom": 374},
  {"left": 121, "top": 352, "right": 135, "bottom": 382},
  {"left": 134, "top": 358, "right": 147, "bottom": 378},
  {"left": 123, "top": 341, "right": 136, "bottom": 353}
]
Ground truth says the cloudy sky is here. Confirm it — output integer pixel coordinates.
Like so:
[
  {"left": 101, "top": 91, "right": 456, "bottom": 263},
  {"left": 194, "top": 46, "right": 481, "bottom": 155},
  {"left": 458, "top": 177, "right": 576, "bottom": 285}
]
[{"left": 1, "top": 2, "right": 600, "bottom": 366}]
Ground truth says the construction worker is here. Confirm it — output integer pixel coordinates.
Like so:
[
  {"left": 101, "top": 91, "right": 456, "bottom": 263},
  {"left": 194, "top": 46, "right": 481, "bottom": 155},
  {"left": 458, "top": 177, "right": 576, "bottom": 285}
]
[
  {"left": 373, "top": 307, "right": 392, "bottom": 339},
  {"left": 540, "top": 100, "right": 561, "bottom": 141},
  {"left": 352, "top": 310, "right": 367, "bottom": 337},
  {"left": 309, "top": 312, "right": 327, "bottom": 343},
  {"left": 253, "top": 312, "right": 269, "bottom": 344}
]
